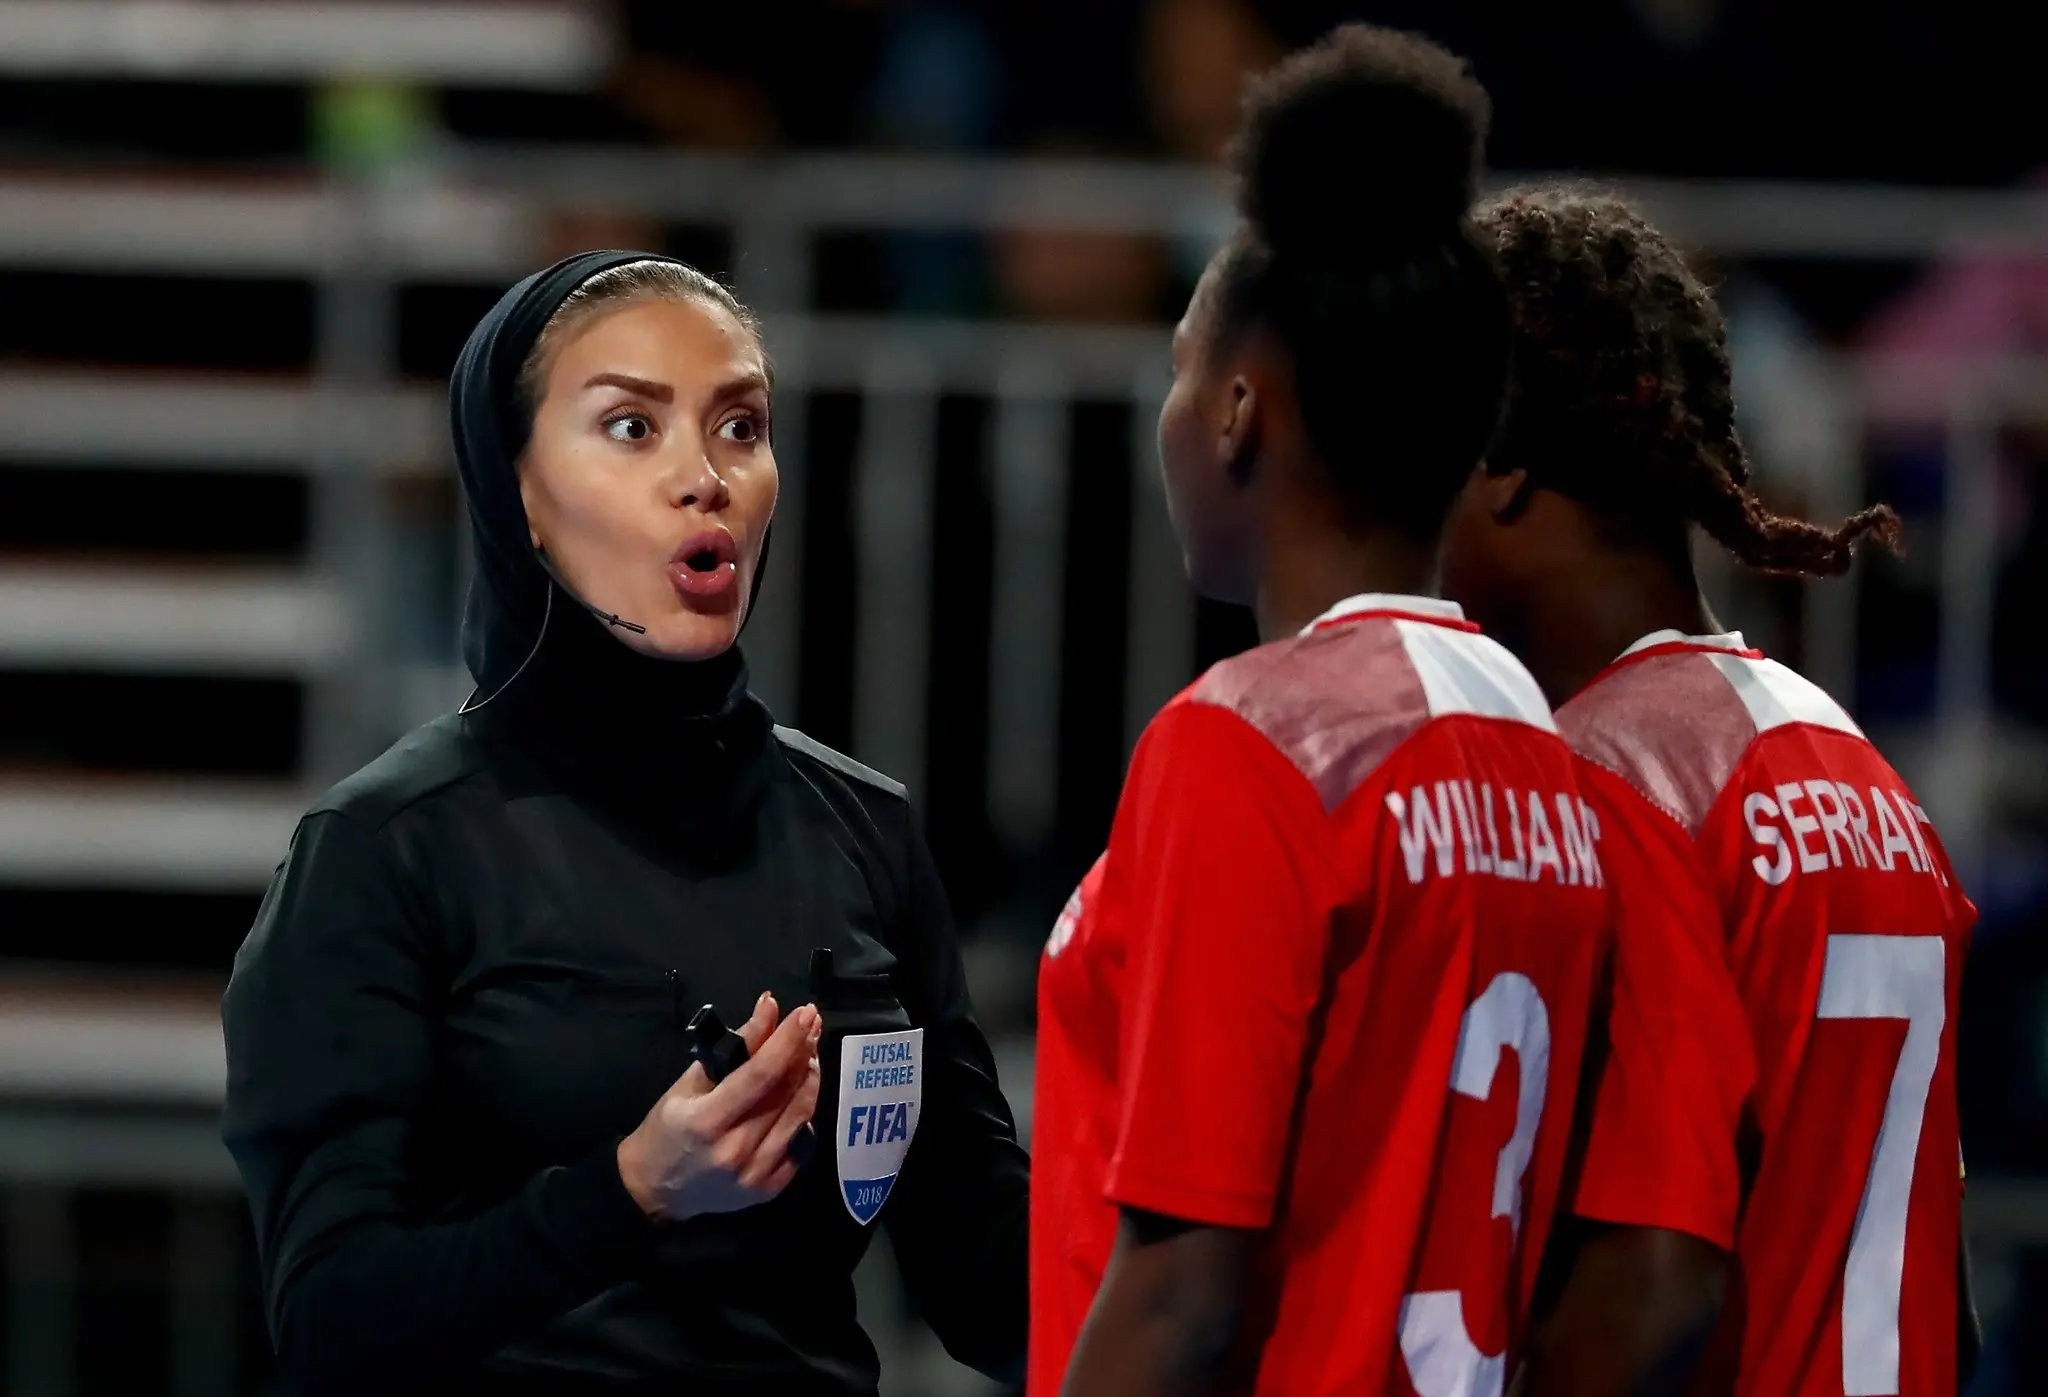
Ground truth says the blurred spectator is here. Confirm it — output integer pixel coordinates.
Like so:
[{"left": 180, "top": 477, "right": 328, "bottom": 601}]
[
  {"left": 537, "top": 209, "right": 671, "bottom": 266},
  {"left": 1861, "top": 176, "right": 2048, "bottom": 415},
  {"left": 991, "top": 221, "right": 1171, "bottom": 323},
  {"left": 1143, "top": 0, "right": 1281, "bottom": 162},
  {"left": 1724, "top": 274, "right": 1835, "bottom": 479},
  {"left": 1626, "top": 0, "right": 1730, "bottom": 51},
  {"left": 866, "top": 4, "right": 1003, "bottom": 313},
  {"left": 611, "top": 0, "right": 886, "bottom": 149},
  {"left": 310, "top": 78, "right": 441, "bottom": 170},
  {"left": 989, "top": 0, "right": 1276, "bottom": 323},
  {"left": 1859, "top": 176, "right": 2048, "bottom": 728},
  {"left": 1229, "top": 0, "right": 2026, "bottom": 183},
  {"left": 610, "top": 58, "right": 777, "bottom": 151},
  {"left": 980, "top": 2, "right": 1157, "bottom": 321},
  {"left": 868, "top": 3, "right": 1000, "bottom": 150},
  {"left": 988, "top": 2, "right": 1151, "bottom": 152}
]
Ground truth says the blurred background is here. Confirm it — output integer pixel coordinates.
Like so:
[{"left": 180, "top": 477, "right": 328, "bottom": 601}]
[{"left": 0, "top": 0, "right": 2042, "bottom": 1393}]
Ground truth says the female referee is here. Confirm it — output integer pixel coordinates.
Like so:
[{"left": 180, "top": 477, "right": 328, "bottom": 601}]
[
  {"left": 221, "top": 253, "right": 1028, "bottom": 1396},
  {"left": 1031, "top": 26, "right": 1750, "bottom": 1397}
]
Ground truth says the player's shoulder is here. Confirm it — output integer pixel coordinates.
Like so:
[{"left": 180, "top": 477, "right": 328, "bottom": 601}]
[
  {"left": 1182, "top": 603, "right": 1555, "bottom": 811},
  {"left": 1559, "top": 636, "right": 1864, "bottom": 834}
]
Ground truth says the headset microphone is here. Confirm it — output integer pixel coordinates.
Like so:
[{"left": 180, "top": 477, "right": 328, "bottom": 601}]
[{"left": 595, "top": 610, "right": 648, "bottom": 635}]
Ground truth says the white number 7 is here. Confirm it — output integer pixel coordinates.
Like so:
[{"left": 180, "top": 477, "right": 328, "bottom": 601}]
[{"left": 1817, "top": 934, "right": 1945, "bottom": 1397}]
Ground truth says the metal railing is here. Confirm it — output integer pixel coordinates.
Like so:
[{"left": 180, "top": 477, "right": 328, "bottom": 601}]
[
  {"left": 4, "top": 157, "right": 2046, "bottom": 875},
  {"left": 0, "top": 0, "right": 610, "bottom": 86}
]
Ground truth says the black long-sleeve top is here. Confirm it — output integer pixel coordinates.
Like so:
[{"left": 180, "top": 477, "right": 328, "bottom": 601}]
[{"left": 220, "top": 644, "right": 1030, "bottom": 1396}]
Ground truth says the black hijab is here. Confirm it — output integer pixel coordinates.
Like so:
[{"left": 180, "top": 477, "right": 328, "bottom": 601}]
[{"left": 449, "top": 250, "right": 775, "bottom": 826}]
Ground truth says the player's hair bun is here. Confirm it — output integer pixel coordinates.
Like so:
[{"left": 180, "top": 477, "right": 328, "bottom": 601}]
[{"left": 1228, "top": 24, "right": 1491, "bottom": 263}]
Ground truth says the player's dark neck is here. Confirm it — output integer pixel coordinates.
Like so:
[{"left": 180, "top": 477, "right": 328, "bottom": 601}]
[
  {"left": 1254, "top": 522, "right": 1438, "bottom": 644},
  {"left": 1520, "top": 545, "right": 1721, "bottom": 706}
]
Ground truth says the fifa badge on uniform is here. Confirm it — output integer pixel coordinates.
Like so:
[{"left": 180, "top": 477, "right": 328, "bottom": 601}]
[{"left": 835, "top": 1028, "right": 923, "bottom": 1224}]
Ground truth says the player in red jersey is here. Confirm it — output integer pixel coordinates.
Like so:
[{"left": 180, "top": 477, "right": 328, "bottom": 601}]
[
  {"left": 1030, "top": 31, "right": 1751, "bottom": 1397},
  {"left": 1441, "top": 186, "right": 1980, "bottom": 1397}
]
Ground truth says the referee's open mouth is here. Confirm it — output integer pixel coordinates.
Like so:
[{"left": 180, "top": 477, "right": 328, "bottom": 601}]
[{"left": 669, "top": 528, "right": 740, "bottom": 605}]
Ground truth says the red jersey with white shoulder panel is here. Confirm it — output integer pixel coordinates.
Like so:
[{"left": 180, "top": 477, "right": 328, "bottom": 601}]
[
  {"left": 1557, "top": 630, "right": 1975, "bottom": 1397},
  {"left": 1029, "top": 595, "right": 1713, "bottom": 1397}
]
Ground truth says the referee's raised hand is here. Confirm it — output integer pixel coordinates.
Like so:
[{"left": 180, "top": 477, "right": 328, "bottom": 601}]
[{"left": 616, "top": 993, "right": 823, "bottom": 1222}]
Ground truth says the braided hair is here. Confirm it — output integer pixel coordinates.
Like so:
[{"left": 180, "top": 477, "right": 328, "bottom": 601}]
[
  {"left": 1208, "top": 24, "right": 1510, "bottom": 541},
  {"left": 1479, "top": 187, "right": 1898, "bottom": 576}
]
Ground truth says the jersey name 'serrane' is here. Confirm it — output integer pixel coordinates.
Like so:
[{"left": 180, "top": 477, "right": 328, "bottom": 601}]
[{"left": 1741, "top": 778, "right": 1943, "bottom": 888}]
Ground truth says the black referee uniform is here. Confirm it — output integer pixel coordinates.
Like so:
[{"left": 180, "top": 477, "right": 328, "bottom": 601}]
[{"left": 220, "top": 254, "right": 1029, "bottom": 1396}]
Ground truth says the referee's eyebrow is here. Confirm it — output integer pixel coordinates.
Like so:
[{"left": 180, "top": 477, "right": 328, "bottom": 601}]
[
  {"left": 582, "top": 371, "right": 674, "bottom": 402},
  {"left": 707, "top": 369, "right": 772, "bottom": 407}
]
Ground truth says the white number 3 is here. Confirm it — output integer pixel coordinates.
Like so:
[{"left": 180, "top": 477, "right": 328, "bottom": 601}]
[
  {"left": 1399, "top": 972, "right": 1552, "bottom": 1397},
  {"left": 1819, "top": 933, "right": 1946, "bottom": 1397}
]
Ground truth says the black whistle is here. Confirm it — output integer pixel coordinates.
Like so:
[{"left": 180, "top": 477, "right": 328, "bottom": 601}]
[
  {"left": 684, "top": 1003, "right": 753, "bottom": 1083},
  {"left": 685, "top": 1003, "right": 818, "bottom": 1167}
]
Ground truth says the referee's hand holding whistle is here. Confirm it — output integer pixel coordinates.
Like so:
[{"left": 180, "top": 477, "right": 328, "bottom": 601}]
[{"left": 616, "top": 993, "right": 823, "bottom": 1222}]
